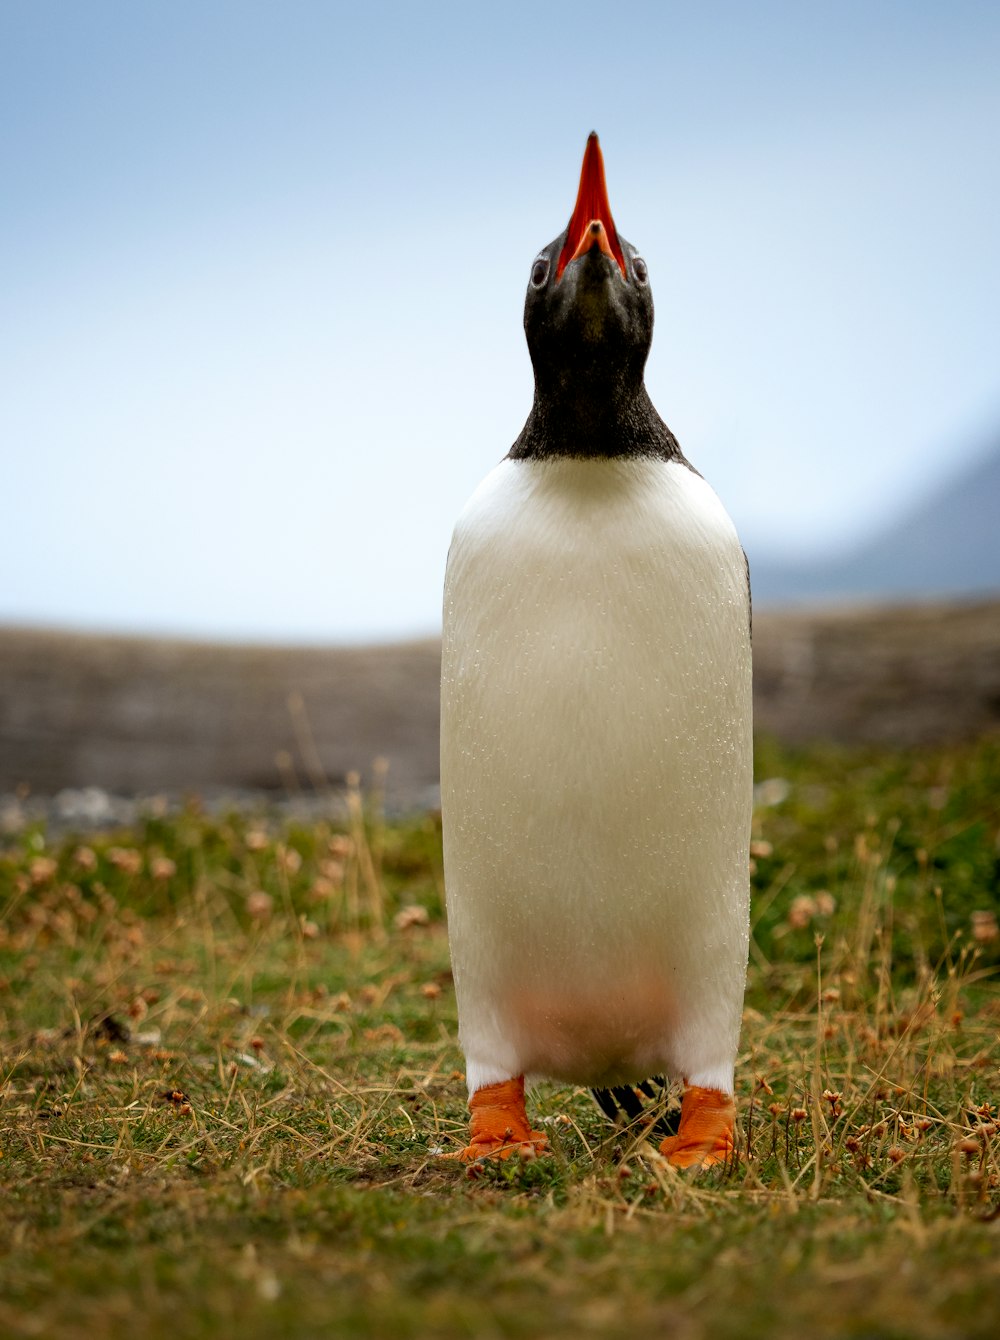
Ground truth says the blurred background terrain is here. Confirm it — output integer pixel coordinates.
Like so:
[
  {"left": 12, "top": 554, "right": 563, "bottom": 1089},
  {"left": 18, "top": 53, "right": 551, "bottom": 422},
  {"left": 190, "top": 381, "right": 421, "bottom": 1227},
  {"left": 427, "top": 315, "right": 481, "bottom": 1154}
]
[{"left": 2, "top": 598, "right": 999, "bottom": 817}]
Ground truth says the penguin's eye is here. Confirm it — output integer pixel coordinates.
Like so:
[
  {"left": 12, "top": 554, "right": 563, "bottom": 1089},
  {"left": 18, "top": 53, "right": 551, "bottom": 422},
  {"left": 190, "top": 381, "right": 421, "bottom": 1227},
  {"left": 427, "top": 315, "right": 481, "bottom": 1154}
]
[
  {"left": 530, "top": 257, "right": 550, "bottom": 288},
  {"left": 633, "top": 256, "right": 649, "bottom": 286}
]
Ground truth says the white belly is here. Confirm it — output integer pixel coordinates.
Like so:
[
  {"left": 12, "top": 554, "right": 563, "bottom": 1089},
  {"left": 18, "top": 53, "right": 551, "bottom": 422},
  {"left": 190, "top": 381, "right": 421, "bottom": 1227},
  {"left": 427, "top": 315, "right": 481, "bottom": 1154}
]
[{"left": 440, "top": 457, "right": 752, "bottom": 1092}]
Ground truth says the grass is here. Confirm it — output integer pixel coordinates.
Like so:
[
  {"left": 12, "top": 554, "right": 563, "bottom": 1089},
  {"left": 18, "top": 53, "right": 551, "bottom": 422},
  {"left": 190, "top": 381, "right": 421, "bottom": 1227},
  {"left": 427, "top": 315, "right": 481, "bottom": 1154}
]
[{"left": 1, "top": 737, "right": 999, "bottom": 1339}]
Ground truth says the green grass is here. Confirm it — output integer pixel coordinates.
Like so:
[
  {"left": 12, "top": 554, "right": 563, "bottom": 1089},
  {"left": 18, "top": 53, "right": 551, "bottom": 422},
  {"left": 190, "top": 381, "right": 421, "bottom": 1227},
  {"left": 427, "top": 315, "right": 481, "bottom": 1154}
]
[{"left": 1, "top": 739, "right": 999, "bottom": 1339}]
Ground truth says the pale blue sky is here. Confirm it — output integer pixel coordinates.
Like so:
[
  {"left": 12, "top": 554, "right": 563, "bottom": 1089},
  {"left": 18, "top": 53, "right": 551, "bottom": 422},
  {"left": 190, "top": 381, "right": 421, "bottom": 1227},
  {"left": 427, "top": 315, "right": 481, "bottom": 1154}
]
[{"left": 3, "top": 1, "right": 998, "bottom": 641}]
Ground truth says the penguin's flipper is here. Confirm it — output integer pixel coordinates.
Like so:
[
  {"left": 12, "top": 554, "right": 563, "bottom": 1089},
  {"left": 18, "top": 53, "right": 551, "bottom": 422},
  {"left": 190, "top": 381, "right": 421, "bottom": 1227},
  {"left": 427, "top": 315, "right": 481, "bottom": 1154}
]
[
  {"left": 446, "top": 1075, "right": 548, "bottom": 1162},
  {"left": 658, "top": 1084, "right": 736, "bottom": 1168},
  {"left": 591, "top": 1077, "right": 680, "bottom": 1140}
]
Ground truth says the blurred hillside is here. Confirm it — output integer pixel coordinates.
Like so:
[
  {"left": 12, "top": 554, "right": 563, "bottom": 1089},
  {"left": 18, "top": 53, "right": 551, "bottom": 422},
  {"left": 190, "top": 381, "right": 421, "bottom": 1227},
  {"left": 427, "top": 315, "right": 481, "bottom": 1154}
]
[
  {"left": 2, "top": 601, "right": 999, "bottom": 813},
  {"left": 749, "top": 439, "right": 1000, "bottom": 604}
]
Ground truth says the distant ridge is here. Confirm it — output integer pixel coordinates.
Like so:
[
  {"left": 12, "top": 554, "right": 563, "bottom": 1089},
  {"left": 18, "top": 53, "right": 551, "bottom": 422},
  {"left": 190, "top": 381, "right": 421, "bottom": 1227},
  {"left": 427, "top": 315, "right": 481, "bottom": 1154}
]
[
  {"left": 2, "top": 603, "right": 999, "bottom": 806},
  {"left": 749, "top": 438, "right": 1000, "bottom": 604}
]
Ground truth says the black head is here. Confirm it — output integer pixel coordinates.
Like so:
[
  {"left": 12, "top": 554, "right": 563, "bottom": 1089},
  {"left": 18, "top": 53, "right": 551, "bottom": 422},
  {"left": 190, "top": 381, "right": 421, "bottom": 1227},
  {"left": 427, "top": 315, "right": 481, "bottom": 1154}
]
[{"left": 510, "top": 133, "right": 679, "bottom": 461}]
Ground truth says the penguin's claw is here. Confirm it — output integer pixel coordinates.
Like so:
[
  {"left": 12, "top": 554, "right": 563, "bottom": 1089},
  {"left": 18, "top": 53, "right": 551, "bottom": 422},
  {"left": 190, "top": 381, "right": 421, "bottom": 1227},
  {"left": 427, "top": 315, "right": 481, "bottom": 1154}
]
[
  {"left": 658, "top": 1084, "right": 736, "bottom": 1169},
  {"left": 445, "top": 1075, "right": 549, "bottom": 1163},
  {"left": 449, "top": 1131, "right": 548, "bottom": 1164}
]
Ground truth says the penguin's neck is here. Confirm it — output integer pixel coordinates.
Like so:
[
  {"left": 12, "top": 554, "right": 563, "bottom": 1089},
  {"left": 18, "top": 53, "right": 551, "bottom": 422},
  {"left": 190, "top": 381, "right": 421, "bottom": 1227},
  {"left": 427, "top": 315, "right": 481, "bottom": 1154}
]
[{"left": 509, "top": 373, "right": 683, "bottom": 461}]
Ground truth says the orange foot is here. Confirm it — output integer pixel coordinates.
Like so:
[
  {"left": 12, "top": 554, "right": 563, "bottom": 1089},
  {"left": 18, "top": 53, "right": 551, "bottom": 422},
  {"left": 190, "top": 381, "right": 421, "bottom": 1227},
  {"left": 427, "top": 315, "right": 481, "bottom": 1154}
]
[
  {"left": 658, "top": 1084, "right": 736, "bottom": 1169},
  {"left": 446, "top": 1076, "right": 548, "bottom": 1162}
]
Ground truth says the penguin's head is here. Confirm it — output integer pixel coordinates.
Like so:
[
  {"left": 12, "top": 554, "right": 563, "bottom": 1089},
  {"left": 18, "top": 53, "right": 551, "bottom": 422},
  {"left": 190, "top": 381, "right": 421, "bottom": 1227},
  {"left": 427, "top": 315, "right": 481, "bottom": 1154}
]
[{"left": 523, "top": 133, "right": 654, "bottom": 394}]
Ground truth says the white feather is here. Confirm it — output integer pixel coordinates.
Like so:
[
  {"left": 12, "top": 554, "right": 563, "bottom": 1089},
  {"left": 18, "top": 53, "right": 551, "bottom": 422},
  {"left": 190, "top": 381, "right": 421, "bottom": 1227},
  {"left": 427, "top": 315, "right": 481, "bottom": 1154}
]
[{"left": 441, "top": 456, "right": 752, "bottom": 1096}]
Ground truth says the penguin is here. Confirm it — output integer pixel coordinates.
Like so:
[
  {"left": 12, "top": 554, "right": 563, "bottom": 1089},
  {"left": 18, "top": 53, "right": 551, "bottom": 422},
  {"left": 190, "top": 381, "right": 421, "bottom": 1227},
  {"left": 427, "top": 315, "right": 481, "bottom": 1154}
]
[{"left": 440, "top": 133, "right": 753, "bottom": 1168}]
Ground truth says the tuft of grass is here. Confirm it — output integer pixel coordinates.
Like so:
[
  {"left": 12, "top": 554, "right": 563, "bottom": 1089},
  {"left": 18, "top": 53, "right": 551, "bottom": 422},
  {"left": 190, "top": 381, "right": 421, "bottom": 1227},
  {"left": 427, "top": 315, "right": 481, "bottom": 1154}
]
[{"left": 1, "top": 734, "right": 998, "bottom": 1339}]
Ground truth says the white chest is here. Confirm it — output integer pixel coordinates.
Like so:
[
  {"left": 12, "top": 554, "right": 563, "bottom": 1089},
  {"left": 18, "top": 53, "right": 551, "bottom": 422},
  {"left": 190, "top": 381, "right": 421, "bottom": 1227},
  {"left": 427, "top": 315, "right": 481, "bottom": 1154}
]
[{"left": 443, "top": 456, "right": 749, "bottom": 737}]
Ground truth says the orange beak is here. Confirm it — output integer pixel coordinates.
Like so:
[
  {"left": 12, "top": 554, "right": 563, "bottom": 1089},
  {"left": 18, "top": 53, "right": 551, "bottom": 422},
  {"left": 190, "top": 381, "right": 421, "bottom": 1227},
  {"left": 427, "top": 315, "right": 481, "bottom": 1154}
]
[{"left": 556, "top": 132, "right": 627, "bottom": 281}]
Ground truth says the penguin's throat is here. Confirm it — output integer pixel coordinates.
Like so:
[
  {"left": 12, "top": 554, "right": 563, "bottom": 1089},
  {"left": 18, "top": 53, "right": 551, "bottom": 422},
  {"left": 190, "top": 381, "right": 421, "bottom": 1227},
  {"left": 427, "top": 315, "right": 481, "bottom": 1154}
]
[{"left": 510, "top": 379, "right": 679, "bottom": 462}]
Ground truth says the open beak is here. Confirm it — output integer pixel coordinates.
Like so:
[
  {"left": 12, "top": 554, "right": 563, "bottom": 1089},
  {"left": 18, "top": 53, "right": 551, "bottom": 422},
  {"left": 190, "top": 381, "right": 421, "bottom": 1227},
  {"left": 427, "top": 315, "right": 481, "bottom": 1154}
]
[{"left": 556, "top": 132, "right": 627, "bottom": 281}]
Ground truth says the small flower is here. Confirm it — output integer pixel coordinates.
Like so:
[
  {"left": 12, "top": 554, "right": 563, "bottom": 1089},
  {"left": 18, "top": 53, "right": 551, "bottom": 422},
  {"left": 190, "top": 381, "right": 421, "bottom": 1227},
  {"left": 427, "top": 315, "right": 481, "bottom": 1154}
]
[
  {"left": 420, "top": 982, "right": 442, "bottom": 1000},
  {"left": 822, "top": 1090, "right": 843, "bottom": 1116},
  {"left": 150, "top": 856, "right": 176, "bottom": 881},
  {"left": 395, "top": 904, "right": 430, "bottom": 930},
  {"left": 245, "top": 830, "right": 269, "bottom": 852},
  {"left": 72, "top": 846, "right": 97, "bottom": 872},
  {"left": 245, "top": 890, "right": 273, "bottom": 921},
  {"left": 787, "top": 896, "right": 816, "bottom": 930},
  {"left": 29, "top": 857, "right": 58, "bottom": 885},
  {"left": 362, "top": 1023, "right": 404, "bottom": 1044},
  {"left": 971, "top": 911, "right": 999, "bottom": 943},
  {"left": 107, "top": 847, "right": 142, "bottom": 876}
]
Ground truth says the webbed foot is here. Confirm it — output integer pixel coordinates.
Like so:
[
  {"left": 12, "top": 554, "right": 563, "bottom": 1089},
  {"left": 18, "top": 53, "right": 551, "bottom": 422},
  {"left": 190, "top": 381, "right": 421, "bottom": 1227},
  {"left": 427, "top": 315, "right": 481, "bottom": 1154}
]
[
  {"left": 446, "top": 1075, "right": 548, "bottom": 1162},
  {"left": 658, "top": 1084, "right": 736, "bottom": 1168}
]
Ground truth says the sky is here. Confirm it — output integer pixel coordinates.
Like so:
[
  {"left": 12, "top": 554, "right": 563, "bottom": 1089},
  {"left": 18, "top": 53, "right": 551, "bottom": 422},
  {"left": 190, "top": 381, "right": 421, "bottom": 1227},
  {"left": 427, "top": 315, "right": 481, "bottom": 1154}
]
[{"left": 2, "top": 0, "right": 999, "bottom": 643}]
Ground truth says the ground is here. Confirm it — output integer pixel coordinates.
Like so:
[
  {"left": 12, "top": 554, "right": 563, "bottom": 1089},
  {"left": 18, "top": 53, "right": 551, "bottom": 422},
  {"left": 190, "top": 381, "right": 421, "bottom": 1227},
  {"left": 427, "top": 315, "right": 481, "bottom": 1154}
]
[{"left": 1, "top": 736, "right": 998, "bottom": 1338}]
